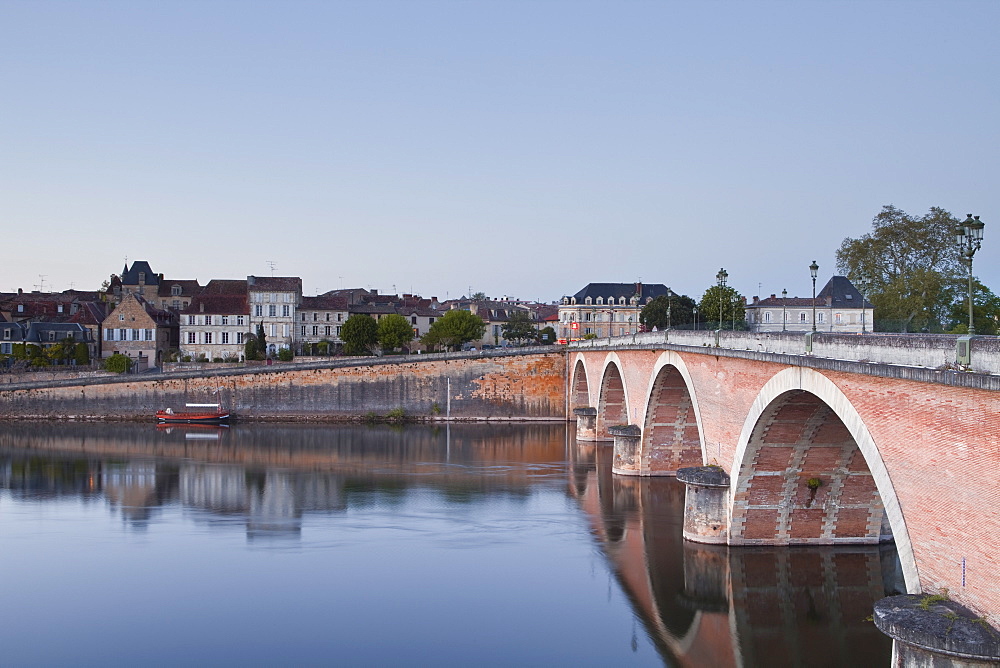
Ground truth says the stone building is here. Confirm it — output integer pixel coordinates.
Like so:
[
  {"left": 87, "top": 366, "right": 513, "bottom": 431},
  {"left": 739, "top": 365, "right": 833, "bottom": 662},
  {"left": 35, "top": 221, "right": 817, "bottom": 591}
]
[
  {"left": 247, "top": 276, "right": 302, "bottom": 357},
  {"left": 179, "top": 280, "right": 250, "bottom": 361},
  {"left": 297, "top": 294, "right": 350, "bottom": 354},
  {"left": 101, "top": 293, "right": 178, "bottom": 369},
  {"left": 745, "top": 276, "right": 873, "bottom": 333},
  {"left": 558, "top": 282, "right": 670, "bottom": 342}
]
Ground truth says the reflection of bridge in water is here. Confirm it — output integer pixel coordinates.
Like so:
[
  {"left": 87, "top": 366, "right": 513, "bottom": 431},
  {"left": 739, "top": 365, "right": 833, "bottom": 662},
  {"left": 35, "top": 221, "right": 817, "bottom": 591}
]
[{"left": 569, "top": 440, "right": 904, "bottom": 667}]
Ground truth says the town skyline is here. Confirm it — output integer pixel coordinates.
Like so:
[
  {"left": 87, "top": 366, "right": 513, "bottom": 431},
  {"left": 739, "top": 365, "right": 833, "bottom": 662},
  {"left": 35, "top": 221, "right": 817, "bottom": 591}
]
[{"left": 3, "top": 2, "right": 997, "bottom": 300}]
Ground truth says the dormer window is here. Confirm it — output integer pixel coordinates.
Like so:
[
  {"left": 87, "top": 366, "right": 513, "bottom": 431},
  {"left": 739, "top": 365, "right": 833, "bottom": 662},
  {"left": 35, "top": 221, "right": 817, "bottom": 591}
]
[
  {"left": 571, "top": 297, "right": 577, "bottom": 305},
  {"left": 172, "top": 285, "right": 182, "bottom": 296},
  {"left": 17, "top": 304, "right": 23, "bottom": 312},
  {"left": 845, "top": 294, "right": 853, "bottom": 300},
  {"left": 561, "top": 297, "right": 569, "bottom": 305},
  {"left": 585, "top": 297, "right": 592, "bottom": 305},
  {"left": 619, "top": 297, "right": 626, "bottom": 305},
  {"left": 138, "top": 272, "right": 145, "bottom": 283},
  {"left": 57, "top": 305, "right": 64, "bottom": 313},
  {"left": 119, "top": 314, "right": 125, "bottom": 321}
]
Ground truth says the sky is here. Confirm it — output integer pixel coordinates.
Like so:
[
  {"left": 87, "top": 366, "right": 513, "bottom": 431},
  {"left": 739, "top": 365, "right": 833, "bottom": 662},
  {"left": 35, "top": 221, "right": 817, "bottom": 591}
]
[{"left": 2, "top": 0, "right": 998, "bottom": 303}]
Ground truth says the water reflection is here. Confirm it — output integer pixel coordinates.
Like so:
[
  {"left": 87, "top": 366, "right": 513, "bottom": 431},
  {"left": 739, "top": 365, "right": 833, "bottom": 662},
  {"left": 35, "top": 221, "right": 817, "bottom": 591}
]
[{"left": 568, "top": 439, "right": 902, "bottom": 667}]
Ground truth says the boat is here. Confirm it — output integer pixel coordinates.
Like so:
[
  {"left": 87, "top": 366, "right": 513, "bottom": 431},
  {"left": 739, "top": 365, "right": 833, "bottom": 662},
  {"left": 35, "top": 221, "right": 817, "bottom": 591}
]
[{"left": 156, "top": 403, "right": 230, "bottom": 424}]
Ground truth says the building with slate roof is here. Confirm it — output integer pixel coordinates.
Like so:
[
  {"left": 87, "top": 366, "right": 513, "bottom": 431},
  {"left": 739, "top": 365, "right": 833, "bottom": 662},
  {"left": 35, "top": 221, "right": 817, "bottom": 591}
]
[
  {"left": 101, "top": 293, "right": 178, "bottom": 369},
  {"left": 298, "top": 294, "right": 350, "bottom": 354},
  {"left": 557, "top": 282, "right": 670, "bottom": 341},
  {"left": 247, "top": 276, "right": 302, "bottom": 357},
  {"left": 745, "top": 276, "right": 874, "bottom": 333}
]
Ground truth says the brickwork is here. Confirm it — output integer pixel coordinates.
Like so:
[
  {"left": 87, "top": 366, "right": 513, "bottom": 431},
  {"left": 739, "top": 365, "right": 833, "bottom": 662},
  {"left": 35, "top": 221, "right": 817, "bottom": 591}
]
[
  {"left": 570, "top": 346, "right": 1000, "bottom": 621},
  {"left": 571, "top": 360, "right": 589, "bottom": 408},
  {"left": 597, "top": 363, "right": 627, "bottom": 440},
  {"left": 641, "top": 365, "right": 702, "bottom": 474}
]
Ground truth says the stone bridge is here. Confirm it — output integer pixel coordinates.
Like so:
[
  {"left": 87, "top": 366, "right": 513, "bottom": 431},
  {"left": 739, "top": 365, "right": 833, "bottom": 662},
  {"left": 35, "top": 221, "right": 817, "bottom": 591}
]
[{"left": 566, "top": 329, "right": 1000, "bottom": 642}]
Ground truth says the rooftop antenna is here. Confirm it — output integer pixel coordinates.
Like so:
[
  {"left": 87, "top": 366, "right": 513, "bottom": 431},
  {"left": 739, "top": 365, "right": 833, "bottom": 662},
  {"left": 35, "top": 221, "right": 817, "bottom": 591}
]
[
  {"left": 35, "top": 274, "right": 47, "bottom": 292},
  {"left": 266, "top": 260, "right": 276, "bottom": 277}
]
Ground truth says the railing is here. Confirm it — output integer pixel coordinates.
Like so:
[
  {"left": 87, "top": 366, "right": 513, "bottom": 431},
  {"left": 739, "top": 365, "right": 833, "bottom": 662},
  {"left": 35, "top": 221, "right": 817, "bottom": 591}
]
[{"left": 569, "top": 330, "right": 1000, "bottom": 375}]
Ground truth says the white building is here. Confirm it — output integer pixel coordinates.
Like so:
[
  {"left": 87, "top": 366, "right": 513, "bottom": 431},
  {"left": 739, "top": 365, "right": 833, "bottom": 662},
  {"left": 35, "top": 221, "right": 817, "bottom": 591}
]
[
  {"left": 746, "top": 276, "right": 873, "bottom": 333},
  {"left": 557, "top": 282, "right": 670, "bottom": 341},
  {"left": 247, "top": 276, "right": 302, "bottom": 356}
]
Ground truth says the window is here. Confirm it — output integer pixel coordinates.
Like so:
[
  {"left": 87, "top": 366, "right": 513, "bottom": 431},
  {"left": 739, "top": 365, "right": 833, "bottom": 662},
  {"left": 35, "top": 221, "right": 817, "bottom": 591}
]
[
  {"left": 2, "top": 329, "right": 8, "bottom": 340},
  {"left": 301, "top": 313, "right": 306, "bottom": 321},
  {"left": 337, "top": 313, "right": 343, "bottom": 321},
  {"left": 172, "top": 285, "right": 182, "bottom": 296},
  {"left": 764, "top": 312, "right": 771, "bottom": 323},
  {"left": 326, "top": 313, "right": 330, "bottom": 321},
  {"left": 173, "top": 300, "right": 180, "bottom": 309},
  {"left": 204, "top": 332, "right": 213, "bottom": 344},
  {"left": 57, "top": 304, "right": 63, "bottom": 313},
  {"left": 312, "top": 326, "right": 318, "bottom": 336},
  {"left": 584, "top": 327, "right": 592, "bottom": 334},
  {"left": 105, "top": 329, "right": 112, "bottom": 341},
  {"left": 336, "top": 326, "right": 342, "bottom": 336},
  {"left": 270, "top": 324, "right": 277, "bottom": 337},
  {"left": 49, "top": 331, "right": 57, "bottom": 341},
  {"left": 301, "top": 326, "right": 306, "bottom": 336},
  {"left": 283, "top": 305, "right": 290, "bottom": 317},
  {"left": 799, "top": 312, "right": 807, "bottom": 323},
  {"left": 119, "top": 328, "right": 126, "bottom": 341},
  {"left": 188, "top": 315, "right": 195, "bottom": 325},
  {"left": 222, "top": 316, "right": 229, "bottom": 325},
  {"left": 269, "top": 305, "right": 277, "bottom": 317},
  {"left": 325, "top": 326, "right": 330, "bottom": 336},
  {"left": 283, "top": 324, "right": 289, "bottom": 338},
  {"left": 237, "top": 332, "right": 244, "bottom": 344},
  {"left": 17, "top": 304, "right": 23, "bottom": 313},
  {"left": 835, "top": 313, "right": 842, "bottom": 324},
  {"left": 283, "top": 293, "right": 291, "bottom": 303},
  {"left": 596, "top": 297, "right": 603, "bottom": 305},
  {"left": 221, "top": 332, "right": 229, "bottom": 344},
  {"left": 818, "top": 312, "right": 825, "bottom": 324},
  {"left": 411, "top": 316, "right": 417, "bottom": 324},
  {"left": 187, "top": 332, "right": 196, "bottom": 344},
  {"left": 237, "top": 316, "right": 245, "bottom": 326},
  {"left": 313, "top": 313, "right": 318, "bottom": 321},
  {"left": 620, "top": 327, "right": 625, "bottom": 335},
  {"left": 120, "top": 314, "right": 126, "bottom": 321},
  {"left": 204, "top": 315, "right": 212, "bottom": 326},
  {"left": 138, "top": 272, "right": 145, "bottom": 283},
  {"left": 428, "top": 318, "right": 434, "bottom": 324}
]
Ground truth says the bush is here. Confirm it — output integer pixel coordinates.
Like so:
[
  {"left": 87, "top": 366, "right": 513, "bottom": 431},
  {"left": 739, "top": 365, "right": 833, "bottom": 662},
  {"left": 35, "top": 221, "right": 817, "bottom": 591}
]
[
  {"left": 74, "top": 343, "right": 90, "bottom": 365},
  {"left": 181, "top": 355, "right": 192, "bottom": 362},
  {"left": 277, "top": 347, "right": 294, "bottom": 362},
  {"left": 104, "top": 353, "right": 132, "bottom": 374},
  {"left": 212, "top": 357, "right": 224, "bottom": 363}
]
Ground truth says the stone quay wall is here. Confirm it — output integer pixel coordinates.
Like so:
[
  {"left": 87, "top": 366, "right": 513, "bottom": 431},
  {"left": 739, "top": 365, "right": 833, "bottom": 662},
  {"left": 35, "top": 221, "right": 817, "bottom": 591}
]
[{"left": 0, "top": 349, "right": 567, "bottom": 421}]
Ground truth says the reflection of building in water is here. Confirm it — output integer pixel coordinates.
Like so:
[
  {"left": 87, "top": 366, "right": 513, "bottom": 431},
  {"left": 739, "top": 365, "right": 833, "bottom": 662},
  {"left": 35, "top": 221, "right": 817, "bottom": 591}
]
[
  {"left": 101, "top": 460, "right": 166, "bottom": 524},
  {"left": 248, "top": 471, "right": 300, "bottom": 536},
  {"left": 180, "top": 464, "right": 250, "bottom": 513},
  {"left": 569, "top": 440, "right": 898, "bottom": 667}
]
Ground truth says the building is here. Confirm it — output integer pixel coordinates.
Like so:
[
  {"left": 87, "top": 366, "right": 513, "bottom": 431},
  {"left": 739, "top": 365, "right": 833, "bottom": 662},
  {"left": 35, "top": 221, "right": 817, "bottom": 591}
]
[
  {"left": 558, "top": 282, "right": 670, "bottom": 341},
  {"left": 297, "top": 294, "right": 350, "bottom": 354},
  {"left": 179, "top": 280, "right": 250, "bottom": 361},
  {"left": 745, "top": 276, "right": 873, "bottom": 333},
  {"left": 247, "top": 276, "right": 302, "bottom": 357},
  {"left": 101, "top": 293, "right": 178, "bottom": 369},
  {"left": 157, "top": 279, "right": 201, "bottom": 312}
]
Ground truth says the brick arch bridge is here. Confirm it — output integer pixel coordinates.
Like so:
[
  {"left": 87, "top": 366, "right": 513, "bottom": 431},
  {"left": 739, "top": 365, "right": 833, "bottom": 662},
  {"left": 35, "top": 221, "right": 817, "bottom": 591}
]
[{"left": 568, "top": 335, "right": 1000, "bottom": 622}]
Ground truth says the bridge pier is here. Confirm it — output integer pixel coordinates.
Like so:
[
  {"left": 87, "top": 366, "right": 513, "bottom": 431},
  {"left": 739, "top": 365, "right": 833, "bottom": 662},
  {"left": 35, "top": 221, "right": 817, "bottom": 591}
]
[
  {"left": 874, "top": 594, "right": 1000, "bottom": 667},
  {"left": 677, "top": 466, "right": 730, "bottom": 544},
  {"left": 572, "top": 407, "right": 598, "bottom": 441},
  {"left": 609, "top": 425, "right": 642, "bottom": 475}
]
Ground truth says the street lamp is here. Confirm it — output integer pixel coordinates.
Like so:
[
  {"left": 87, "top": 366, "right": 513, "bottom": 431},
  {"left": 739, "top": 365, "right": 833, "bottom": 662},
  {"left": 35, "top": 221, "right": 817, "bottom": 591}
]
[
  {"left": 666, "top": 287, "right": 672, "bottom": 330},
  {"left": 955, "top": 214, "right": 986, "bottom": 334},
  {"left": 809, "top": 261, "right": 819, "bottom": 332},
  {"left": 781, "top": 288, "right": 787, "bottom": 332},
  {"left": 693, "top": 306, "right": 699, "bottom": 330},
  {"left": 716, "top": 268, "right": 728, "bottom": 330},
  {"left": 855, "top": 275, "right": 869, "bottom": 334}
]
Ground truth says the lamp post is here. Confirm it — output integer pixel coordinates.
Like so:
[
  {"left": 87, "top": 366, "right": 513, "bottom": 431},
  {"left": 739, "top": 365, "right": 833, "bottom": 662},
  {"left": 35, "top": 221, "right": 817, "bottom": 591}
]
[
  {"left": 809, "top": 261, "right": 819, "bottom": 332},
  {"left": 955, "top": 214, "right": 986, "bottom": 335},
  {"left": 855, "top": 275, "right": 869, "bottom": 334},
  {"left": 693, "top": 306, "right": 699, "bottom": 330},
  {"left": 666, "top": 287, "right": 672, "bottom": 330},
  {"left": 781, "top": 288, "right": 787, "bottom": 332},
  {"left": 716, "top": 268, "right": 728, "bottom": 330}
]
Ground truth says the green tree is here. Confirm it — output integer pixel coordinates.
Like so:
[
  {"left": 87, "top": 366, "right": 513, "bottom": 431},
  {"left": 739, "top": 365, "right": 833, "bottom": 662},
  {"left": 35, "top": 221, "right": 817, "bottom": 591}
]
[
  {"left": 277, "top": 347, "right": 294, "bottom": 361},
  {"left": 699, "top": 285, "right": 746, "bottom": 330},
  {"left": 836, "top": 205, "right": 963, "bottom": 332},
  {"left": 341, "top": 314, "right": 379, "bottom": 355},
  {"left": 377, "top": 314, "right": 414, "bottom": 353},
  {"left": 422, "top": 309, "right": 486, "bottom": 351},
  {"left": 74, "top": 342, "right": 90, "bottom": 365},
  {"left": 537, "top": 326, "right": 557, "bottom": 345},
  {"left": 256, "top": 322, "right": 268, "bottom": 358},
  {"left": 470, "top": 291, "right": 488, "bottom": 301},
  {"left": 104, "top": 353, "right": 132, "bottom": 373},
  {"left": 243, "top": 334, "right": 261, "bottom": 361},
  {"left": 501, "top": 310, "right": 537, "bottom": 344},
  {"left": 948, "top": 280, "right": 1000, "bottom": 335},
  {"left": 640, "top": 295, "right": 670, "bottom": 330}
]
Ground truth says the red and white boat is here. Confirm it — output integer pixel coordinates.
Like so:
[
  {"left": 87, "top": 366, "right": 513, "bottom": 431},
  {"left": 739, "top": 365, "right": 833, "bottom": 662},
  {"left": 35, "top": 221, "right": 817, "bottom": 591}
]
[{"left": 156, "top": 403, "right": 230, "bottom": 424}]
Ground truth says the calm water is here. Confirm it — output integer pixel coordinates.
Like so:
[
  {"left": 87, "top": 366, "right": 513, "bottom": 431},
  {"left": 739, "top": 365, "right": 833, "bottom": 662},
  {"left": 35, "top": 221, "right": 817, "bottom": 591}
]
[{"left": 0, "top": 422, "right": 900, "bottom": 667}]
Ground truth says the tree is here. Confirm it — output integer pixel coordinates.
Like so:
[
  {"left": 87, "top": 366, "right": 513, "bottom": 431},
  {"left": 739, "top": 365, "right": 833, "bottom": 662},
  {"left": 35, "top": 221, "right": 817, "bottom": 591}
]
[
  {"left": 378, "top": 314, "right": 414, "bottom": 352},
  {"left": 470, "top": 292, "right": 488, "bottom": 301},
  {"left": 422, "top": 309, "right": 486, "bottom": 351},
  {"left": 341, "top": 314, "right": 378, "bottom": 355},
  {"left": 948, "top": 280, "right": 1000, "bottom": 335},
  {"left": 698, "top": 285, "right": 746, "bottom": 330},
  {"left": 836, "top": 205, "right": 964, "bottom": 332},
  {"left": 244, "top": 334, "right": 261, "bottom": 361},
  {"left": 501, "top": 310, "right": 537, "bottom": 344},
  {"left": 74, "top": 342, "right": 90, "bottom": 365},
  {"left": 640, "top": 296, "right": 670, "bottom": 330},
  {"left": 277, "top": 347, "right": 294, "bottom": 361},
  {"left": 256, "top": 322, "right": 268, "bottom": 357},
  {"left": 537, "top": 326, "right": 557, "bottom": 344},
  {"left": 104, "top": 353, "right": 132, "bottom": 373}
]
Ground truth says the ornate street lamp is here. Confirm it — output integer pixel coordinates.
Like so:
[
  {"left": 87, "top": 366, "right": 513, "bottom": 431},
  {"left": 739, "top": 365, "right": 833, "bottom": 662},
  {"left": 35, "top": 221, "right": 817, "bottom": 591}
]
[
  {"left": 809, "top": 261, "right": 819, "bottom": 332},
  {"left": 666, "top": 287, "right": 672, "bottom": 330},
  {"left": 855, "top": 275, "right": 869, "bottom": 334},
  {"left": 693, "top": 306, "right": 699, "bottom": 330},
  {"left": 716, "top": 268, "right": 728, "bottom": 329},
  {"left": 781, "top": 288, "right": 787, "bottom": 332},
  {"left": 955, "top": 214, "right": 986, "bottom": 334}
]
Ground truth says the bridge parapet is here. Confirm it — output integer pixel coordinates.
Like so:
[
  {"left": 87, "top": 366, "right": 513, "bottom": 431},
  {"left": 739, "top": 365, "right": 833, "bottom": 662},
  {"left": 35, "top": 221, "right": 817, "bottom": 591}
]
[{"left": 570, "top": 330, "right": 1000, "bottom": 375}]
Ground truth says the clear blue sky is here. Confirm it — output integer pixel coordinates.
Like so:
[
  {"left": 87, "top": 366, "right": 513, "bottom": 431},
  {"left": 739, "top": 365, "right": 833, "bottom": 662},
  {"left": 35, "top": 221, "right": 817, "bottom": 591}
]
[{"left": 2, "top": 1, "right": 997, "bottom": 302}]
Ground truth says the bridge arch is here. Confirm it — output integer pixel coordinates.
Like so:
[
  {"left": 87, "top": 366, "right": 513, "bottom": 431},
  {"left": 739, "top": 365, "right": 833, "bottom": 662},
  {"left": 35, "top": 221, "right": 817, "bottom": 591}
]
[
  {"left": 597, "top": 354, "right": 630, "bottom": 441},
  {"left": 638, "top": 352, "right": 706, "bottom": 474},
  {"left": 570, "top": 358, "right": 591, "bottom": 409},
  {"left": 728, "top": 367, "right": 919, "bottom": 593}
]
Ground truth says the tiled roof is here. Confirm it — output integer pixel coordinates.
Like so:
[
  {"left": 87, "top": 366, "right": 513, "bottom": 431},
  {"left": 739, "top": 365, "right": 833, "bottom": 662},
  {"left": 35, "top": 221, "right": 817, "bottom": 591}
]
[
  {"left": 182, "top": 294, "right": 249, "bottom": 316},
  {"left": 157, "top": 279, "right": 202, "bottom": 297},
  {"left": 247, "top": 276, "right": 302, "bottom": 292},
  {"left": 301, "top": 295, "right": 350, "bottom": 310}
]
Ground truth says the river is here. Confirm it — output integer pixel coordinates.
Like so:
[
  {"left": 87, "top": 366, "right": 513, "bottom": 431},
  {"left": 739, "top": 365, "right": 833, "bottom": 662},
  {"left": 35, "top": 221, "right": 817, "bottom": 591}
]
[{"left": 0, "top": 422, "right": 900, "bottom": 666}]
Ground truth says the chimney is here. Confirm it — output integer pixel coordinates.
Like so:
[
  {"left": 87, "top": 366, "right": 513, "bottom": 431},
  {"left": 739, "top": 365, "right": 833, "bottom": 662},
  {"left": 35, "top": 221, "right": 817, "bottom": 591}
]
[
  {"left": 17, "top": 287, "right": 22, "bottom": 295},
  {"left": 770, "top": 294, "right": 776, "bottom": 299},
  {"left": 248, "top": 276, "right": 255, "bottom": 286}
]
